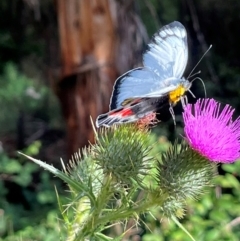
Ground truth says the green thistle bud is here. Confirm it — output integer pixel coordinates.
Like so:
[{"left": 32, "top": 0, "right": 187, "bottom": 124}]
[
  {"left": 156, "top": 140, "right": 216, "bottom": 218},
  {"left": 94, "top": 125, "right": 153, "bottom": 185},
  {"left": 68, "top": 148, "right": 103, "bottom": 197},
  {"left": 161, "top": 198, "right": 185, "bottom": 219}
]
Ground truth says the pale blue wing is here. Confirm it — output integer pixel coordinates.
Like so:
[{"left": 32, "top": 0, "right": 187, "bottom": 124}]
[
  {"left": 143, "top": 21, "right": 188, "bottom": 79},
  {"left": 110, "top": 67, "right": 177, "bottom": 110},
  {"left": 110, "top": 21, "right": 188, "bottom": 110}
]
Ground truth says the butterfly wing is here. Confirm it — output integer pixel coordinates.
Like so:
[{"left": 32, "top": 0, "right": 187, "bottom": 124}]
[
  {"left": 143, "top": 21, "right": 188, "bottom": 79},
  {"left": 110, "top": 67, "right": 176, "bottom": 109},
  {"left": 110, "top": 21, "right": 188, "bottom": 110},
  {"left": 96, "top": 96, "right": 169, "bottom": 127}
]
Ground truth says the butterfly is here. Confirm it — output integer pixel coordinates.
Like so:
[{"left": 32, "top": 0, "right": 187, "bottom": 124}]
[{"left": 96, "top": 21, "right": 192, "bottom": 128}]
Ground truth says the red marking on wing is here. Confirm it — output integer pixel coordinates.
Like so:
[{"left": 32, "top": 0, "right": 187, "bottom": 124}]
[
  {"left": 120, "top": 108, "right": 134, "bottom": 117},
  {"left": 109, "top": 108, "right": 134, "bottom": 117}
]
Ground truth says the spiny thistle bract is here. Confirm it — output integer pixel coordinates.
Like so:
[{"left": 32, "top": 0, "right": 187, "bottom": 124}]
[
  {"left": 156, "top": 140, "right": 216, "bottom": 218},
  {"left": 93, "top": 124, "right": 154, "bottom": 186},
  {"left": 66, "top": 148, "right": 104, "bottom": 198},
  {"left": 58, "top": 125, "right": 157, "bottom": 240},
  {"left": 19, "top": 113, "right": 223, "bottom": 241}
]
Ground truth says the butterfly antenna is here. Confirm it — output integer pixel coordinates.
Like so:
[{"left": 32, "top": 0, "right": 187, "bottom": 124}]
[
  {"left": 187, "top": 45, "right": 212, "bottom": 79},
  {"left": 189, "top": 70, "right": 201, "bottom": 79},
  {"left": 191, "top": 77, "right": 207, "bottom": 98}
]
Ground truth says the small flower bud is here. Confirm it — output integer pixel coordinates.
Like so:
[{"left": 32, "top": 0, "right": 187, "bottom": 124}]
[
  {"left": 156, "top": 141, "right": 216, "bottom": 217},
  {"left": 94, "top": 125, "right": 153, "bottom": 185}
]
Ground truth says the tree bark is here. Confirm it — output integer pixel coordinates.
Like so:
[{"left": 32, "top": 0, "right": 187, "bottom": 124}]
[
  {"left": 56, "top": 0, "right": 116, "bottom": 155},
  {"left": 56, "top": 0, "right": 143, "bottom": 156}
]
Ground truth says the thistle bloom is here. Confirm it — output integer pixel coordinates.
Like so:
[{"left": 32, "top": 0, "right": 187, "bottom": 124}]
[{"left": 183, "top": 98, "right": 240, "bottom": 163}]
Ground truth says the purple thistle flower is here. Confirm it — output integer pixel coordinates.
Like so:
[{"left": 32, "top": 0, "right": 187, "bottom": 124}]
[{"left": 183, "top": 98, "right": 240, "bottom": 163}]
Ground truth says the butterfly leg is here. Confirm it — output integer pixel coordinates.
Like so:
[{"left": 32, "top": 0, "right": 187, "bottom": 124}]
[
  {"left": 180, "top": 95, "right": 188, "bottom": 108},
  {"left": 169, "top": 105, "right": 176, "bottom": 126}
]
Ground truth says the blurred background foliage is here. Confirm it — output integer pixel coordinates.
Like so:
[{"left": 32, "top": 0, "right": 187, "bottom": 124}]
[{"left": 1, "top": 0, "right": 240, "bottom": 240}]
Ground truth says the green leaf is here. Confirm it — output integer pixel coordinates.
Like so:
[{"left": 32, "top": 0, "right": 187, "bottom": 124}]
[
  {"left": 172, "top": 216, "right": 196, "bottom": 241},
  {"left": 18, "top": 152, "right": 96, "bottom": 205}
]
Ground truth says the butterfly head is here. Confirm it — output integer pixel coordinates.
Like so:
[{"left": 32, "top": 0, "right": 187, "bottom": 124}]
[{"left": 169, "top": 78, "right": 191, "bottom": 105}]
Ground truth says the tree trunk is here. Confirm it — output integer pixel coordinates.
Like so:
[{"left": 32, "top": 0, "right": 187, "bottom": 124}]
[{"left": 56, "top": 0, "right": 144, "bottom": 156}]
